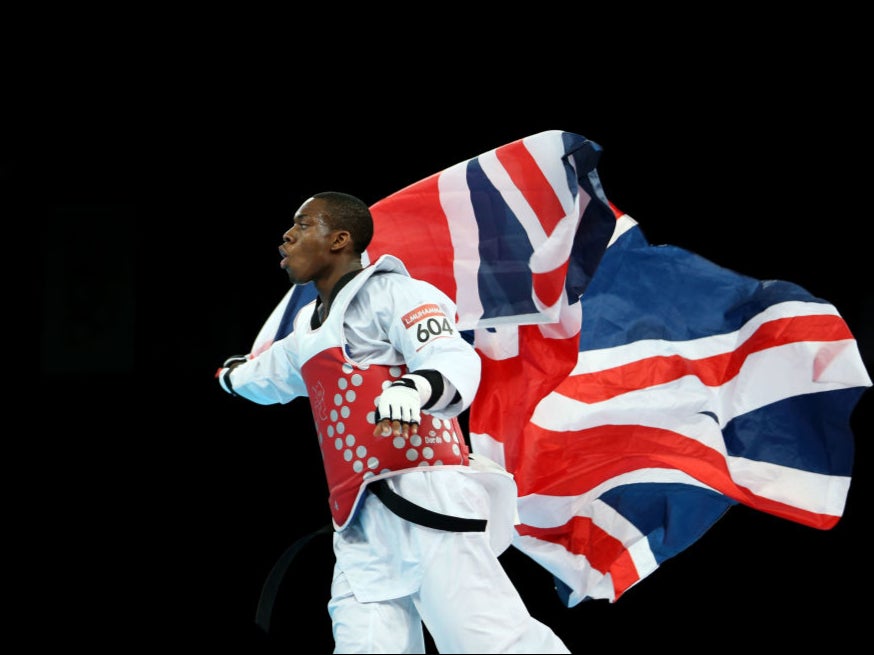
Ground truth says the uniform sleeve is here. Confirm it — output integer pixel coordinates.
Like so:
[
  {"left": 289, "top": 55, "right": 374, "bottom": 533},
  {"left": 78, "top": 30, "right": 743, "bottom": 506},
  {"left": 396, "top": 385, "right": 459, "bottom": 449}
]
[
  {"left": 379, "top": 276, "right": 481, "bottom": 418},
  {"left": 225, "top": 318, "right": 309, "bottom": 405}
]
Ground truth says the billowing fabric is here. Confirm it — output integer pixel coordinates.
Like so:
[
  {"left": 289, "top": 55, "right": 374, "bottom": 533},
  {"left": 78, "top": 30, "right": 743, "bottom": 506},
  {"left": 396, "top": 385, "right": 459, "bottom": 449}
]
[{"left": 237, "top": 130, "right": 870, "bottom": 618}]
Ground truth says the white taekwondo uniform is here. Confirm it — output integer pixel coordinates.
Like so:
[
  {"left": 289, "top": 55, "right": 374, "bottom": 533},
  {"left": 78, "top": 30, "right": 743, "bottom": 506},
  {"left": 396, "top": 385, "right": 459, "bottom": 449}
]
[{"left": 222, "top": 254, "right": 569, "bottom": 654}]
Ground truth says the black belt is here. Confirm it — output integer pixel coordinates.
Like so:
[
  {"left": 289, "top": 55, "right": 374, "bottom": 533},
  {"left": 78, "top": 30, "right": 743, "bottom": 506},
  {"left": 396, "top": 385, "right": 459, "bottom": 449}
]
[
  {"left": 255, "top": 479, "right": 487, "bottom": 633},
  {"left": 368, "top": 478, "right": 488, "bottom": 532}
]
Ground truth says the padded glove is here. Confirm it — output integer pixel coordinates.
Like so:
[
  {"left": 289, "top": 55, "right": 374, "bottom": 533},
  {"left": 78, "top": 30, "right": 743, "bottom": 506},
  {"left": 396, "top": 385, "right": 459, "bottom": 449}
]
[
  {"left": 222, "top": 355, "right": 249, "bottom": 369},
  {"left": 214, "top": 355, "right": 248, "bottom": 378},
  {"left": 375, "top": 377, "right": 421, "bottom": 426},
  {"left": 215, "top": 355, "right": 249, "bottom": 396}
]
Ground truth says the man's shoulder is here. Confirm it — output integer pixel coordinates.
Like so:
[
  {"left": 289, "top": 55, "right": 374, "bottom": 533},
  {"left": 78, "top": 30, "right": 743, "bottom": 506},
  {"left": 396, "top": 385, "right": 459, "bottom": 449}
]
[
  {"left": 366, "top": 268, "right": 417, "bottom": 289},
  {"left": 363, "top": 254, "right": 450, "bottom": 301},
  {"left": 363, "top": 268, "right": 450, "bottom": 308},
  {"left": 367, "top": 253, "right": 410, "bottom": 276}
]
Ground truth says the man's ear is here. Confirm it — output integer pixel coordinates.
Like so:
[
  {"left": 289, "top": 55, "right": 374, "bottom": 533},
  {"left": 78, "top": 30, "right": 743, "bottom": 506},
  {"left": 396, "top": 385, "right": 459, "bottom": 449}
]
[{"left": 330, "top": 230, "right": 353, "bottom": 252}]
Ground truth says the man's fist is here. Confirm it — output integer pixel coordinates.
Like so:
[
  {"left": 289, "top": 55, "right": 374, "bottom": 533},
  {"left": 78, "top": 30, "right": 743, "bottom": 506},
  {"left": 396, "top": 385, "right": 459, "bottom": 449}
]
[
  {"left": 374, "top": 377, "right": 421, "bottom": 437},
  {"left": 215, "top": 354, "right": 248, "bottom": 379},
  {"left": 223, "top": 355, "right": 249, "bottom": 369}
]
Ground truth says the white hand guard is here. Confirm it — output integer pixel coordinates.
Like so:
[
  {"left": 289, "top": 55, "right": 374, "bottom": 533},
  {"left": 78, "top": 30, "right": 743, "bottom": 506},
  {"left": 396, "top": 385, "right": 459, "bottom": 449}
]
[
  {"left": 375, "top": 377, "right": 421, "bottom": 425},
  {"left": 222, "top": 355, "right": 249, "bottom": 369},
  {"left": 216, "top": 355, "right": 249, "bottom": 396}
]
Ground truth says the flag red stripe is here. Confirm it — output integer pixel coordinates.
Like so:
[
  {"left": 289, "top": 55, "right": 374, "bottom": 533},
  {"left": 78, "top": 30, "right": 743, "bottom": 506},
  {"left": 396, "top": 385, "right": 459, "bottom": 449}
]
[
  {"left": 516, "top": 518, "right": 642, "bottom": 597},
  {"left": 514, "top": 421, "right": 840, "bottom": 528},
  {"left": 369, "top": 173, "right": 458, "bottom": 302},
  {"left": 496, "top": 139, "right": 571, "bottom": 309},
  {"left": 495, "top": 139, "right": 567, "bottom": 235},
  {"left": 471, "top": 324, "right": 580, "bottom": 473},
  {"left": 532, "top": 262, "right": 572, "bottom": 314},
  {"left": 558, "top": 314, "right": 854, "bottom": 403},
  {"left": 513, "top": 422, "right": 729, "bottom": 497}
]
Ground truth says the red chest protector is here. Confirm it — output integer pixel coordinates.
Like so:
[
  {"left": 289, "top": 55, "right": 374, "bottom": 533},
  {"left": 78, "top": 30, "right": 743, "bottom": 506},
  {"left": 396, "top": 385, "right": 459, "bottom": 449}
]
[{"left": 301, "top": 346, "right": 470, "bottom": 528}]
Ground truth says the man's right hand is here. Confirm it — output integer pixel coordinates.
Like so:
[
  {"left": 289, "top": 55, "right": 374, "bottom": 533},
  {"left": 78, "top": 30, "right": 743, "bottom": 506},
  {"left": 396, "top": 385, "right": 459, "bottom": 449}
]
[{"left": 373, "top": 377, "right": 421, "bottom": 438}]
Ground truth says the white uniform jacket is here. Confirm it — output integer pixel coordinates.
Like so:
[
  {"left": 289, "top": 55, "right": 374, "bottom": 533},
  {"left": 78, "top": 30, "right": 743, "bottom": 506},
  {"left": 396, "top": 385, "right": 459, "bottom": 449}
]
[{"left": 223, "top": 255, "right": 518, "bottom": 601}]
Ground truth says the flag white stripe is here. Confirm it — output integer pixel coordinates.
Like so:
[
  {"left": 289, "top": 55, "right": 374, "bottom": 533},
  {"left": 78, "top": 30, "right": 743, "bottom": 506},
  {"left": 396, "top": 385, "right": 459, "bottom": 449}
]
[
  {"left": 533, "top": 351, "right": 854, "bottom": 514},
  {"left": 438, "top": 162, "right": 484, "bottom": 328},
  {"left": 544, "top": 340, "right": 868, "bottom": 429},
  {"left": 512, "top": 533, "right": 625, "bottom": 605},
  {"left": 569, "top": 300, "right": 847, "bottom": 373}
]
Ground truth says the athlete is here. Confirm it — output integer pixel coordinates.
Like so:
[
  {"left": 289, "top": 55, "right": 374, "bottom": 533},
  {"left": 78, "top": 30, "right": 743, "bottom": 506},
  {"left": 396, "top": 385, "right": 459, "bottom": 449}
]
[{"left": 216, "top": 191, "right": 570, "bottom": 653}]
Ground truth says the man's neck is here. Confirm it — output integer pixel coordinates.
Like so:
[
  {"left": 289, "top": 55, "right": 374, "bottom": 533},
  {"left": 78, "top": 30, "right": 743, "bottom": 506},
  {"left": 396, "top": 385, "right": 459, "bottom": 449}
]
[{"left": 314, "top": 266, "right": 364, "bottom": 325}]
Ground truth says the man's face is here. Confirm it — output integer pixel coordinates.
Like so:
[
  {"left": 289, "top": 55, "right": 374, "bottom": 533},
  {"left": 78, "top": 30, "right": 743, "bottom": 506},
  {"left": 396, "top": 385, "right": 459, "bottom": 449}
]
[{"left": 279, "top": 198, "right": 336, "bottom": 285}]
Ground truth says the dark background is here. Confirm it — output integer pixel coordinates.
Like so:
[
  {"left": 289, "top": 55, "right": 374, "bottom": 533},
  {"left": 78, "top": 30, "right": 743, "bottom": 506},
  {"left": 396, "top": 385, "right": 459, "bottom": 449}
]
[{"left": 14, "top": 28, "right": 872, "bottom": 652}]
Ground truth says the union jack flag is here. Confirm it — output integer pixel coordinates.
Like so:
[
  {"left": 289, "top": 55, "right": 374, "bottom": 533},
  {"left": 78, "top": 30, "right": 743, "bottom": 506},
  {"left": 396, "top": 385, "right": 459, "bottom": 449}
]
[{"left": 247, "top": 130, "right": 871, "bottom": 608}]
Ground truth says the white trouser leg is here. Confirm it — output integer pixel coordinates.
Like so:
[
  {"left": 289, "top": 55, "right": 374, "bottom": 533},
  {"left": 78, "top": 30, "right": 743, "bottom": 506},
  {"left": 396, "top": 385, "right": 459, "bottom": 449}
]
[
  {"left": 328, "top": 566, "right": 426, "bottom": 654},
  {"left": 416, "top": 531, "right": 570, "bottom": 653}
]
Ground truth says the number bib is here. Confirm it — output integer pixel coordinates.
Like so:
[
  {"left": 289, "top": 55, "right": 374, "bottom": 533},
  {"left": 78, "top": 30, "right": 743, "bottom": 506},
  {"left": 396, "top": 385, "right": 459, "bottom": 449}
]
[{"left": 402, "top": 303, "right": 456, "bottom": 350}]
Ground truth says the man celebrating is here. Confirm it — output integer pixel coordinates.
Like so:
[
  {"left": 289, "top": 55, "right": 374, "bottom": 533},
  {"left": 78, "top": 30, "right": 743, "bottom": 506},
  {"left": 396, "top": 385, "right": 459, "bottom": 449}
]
[{"left": 216, "top": 191, "right": 569, "bottom": 653}]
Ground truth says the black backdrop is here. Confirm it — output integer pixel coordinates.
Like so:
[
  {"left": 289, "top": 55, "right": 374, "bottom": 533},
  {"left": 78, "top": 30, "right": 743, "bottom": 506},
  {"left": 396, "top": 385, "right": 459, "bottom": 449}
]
[{"left": 19, "top": 44, "right": 872, "bottom": 652}]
